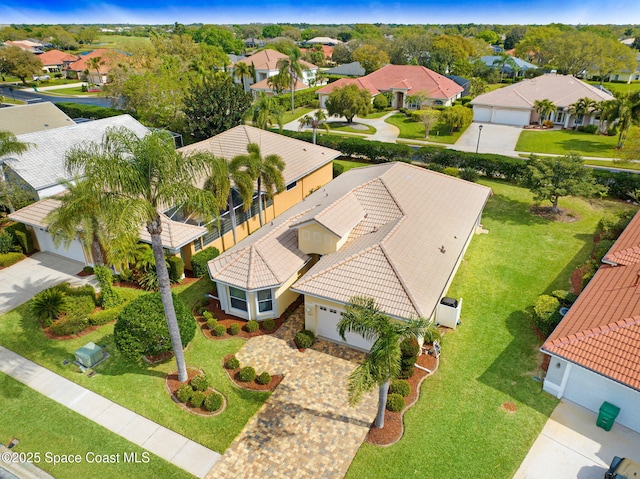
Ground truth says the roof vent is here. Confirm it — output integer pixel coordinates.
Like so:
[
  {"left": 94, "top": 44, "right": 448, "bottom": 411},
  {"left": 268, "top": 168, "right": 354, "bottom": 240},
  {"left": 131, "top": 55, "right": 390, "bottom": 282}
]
[
  {"left": 633, "top": 272, "right": 640, "bottom": 287},
  {"left": 440, "top": 245, "right": 446, "bottom": 254}
]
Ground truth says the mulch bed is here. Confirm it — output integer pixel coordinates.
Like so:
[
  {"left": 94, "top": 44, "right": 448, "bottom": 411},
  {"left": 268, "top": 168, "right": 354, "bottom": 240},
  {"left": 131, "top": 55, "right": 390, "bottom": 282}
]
[
  {"left": 222, "top": 354, "right": 283, "bottom": 392},
  {"left": 530, "top": 205, "right": 579, "bottom": 223},
  {"left": 366, "top": 351, "right": 438, "bottom": 447},
  {"left": 165, "top": 367, "right": 227, "bottom": 416},
  {"left": 144, "top": 351, "right": 174, "bottom": 364}
]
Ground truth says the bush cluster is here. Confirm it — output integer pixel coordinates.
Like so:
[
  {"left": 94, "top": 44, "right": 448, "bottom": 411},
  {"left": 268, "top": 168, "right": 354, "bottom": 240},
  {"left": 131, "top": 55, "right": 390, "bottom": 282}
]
[
  {"left": 0, "top": 252, "right": 25, "bottom": 267},
  {"left": 532, "top": 294, "right": 562, "bottom": 337},
  {"left": 191, "top": 247, "right": 220, "bottom": 278},
  {"left": 228, "top": 323, "right": 241, "bottom": 335},
  {"left": 245, "top": 320, "right": 259, "bottom": 333},
  {"left": 224, "top": 356, "right": 240, "bottom": 369},
  {"left": 386, "top": 393, "right": 406, "bottom": 412},
  {"left": 389, "top": 379, "right": 411, "bottom": 397},
  {"left": 204, "top": 392, "right": 223, "bottom": 412},
  {"left": 294, "top": 330, "right": 315, "bottom": 349},
  {"left": 237, "top": 366, "right": 256, "bottom": 382}
]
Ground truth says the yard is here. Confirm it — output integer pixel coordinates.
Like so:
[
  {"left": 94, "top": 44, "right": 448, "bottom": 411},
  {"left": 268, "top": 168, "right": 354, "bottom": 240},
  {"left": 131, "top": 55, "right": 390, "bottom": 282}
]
[
  {"left": 347, "top": 179, "right": 634, "bottom": 478},
  {"left": 280, "top": 106, "right": 314, "bottom": 125},
  {"left": 385, "top": 113, "right": 465, "bottom": 144},
  {"left": 586, "top": 81, "right": 640, "bottom": 96},
  {"left": 516, "top": 129, "right": 621, "bottom": 158},
  {"left": 327, "top": 121, "right": 376, "bottom": 135}
]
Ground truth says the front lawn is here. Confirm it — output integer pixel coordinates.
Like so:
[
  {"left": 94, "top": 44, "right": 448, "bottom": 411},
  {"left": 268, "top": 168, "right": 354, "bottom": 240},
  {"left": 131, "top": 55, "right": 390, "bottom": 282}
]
[
  {"left": 0, "top": 278, "right": 269, "bottom": 453},
  {"left": 347, "top": 180, "right": 634, "bottom": 478},
  {"left": 280, "top": 107, "right": 314, "bottom": 125},
  {"left": 327, "top": 121, "right": 376, "bottom": 135},
  {"left": 334, "top": 159, "right": 373, "bottom": 173},
  {"left": 516, "top": 130, "right": 620, "bottom": 158},
  {"left": 0, "top": 373, "right": 192, "bottom": 479},
  {"left": 586, "top": 81, "right": 640, "bottom": 96},
  {"left": 385, "top": 113, "right": 464, "bottom": 144}
]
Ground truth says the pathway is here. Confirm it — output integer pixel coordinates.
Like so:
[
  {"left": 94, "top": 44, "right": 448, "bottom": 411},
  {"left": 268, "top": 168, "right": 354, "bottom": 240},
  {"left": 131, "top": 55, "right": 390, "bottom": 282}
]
[
  {"left": 208, "top": 307, "right": 377, "bottom": 479},
  {"left": 0, "top": 346, "right": 220, "bottom": 479}
]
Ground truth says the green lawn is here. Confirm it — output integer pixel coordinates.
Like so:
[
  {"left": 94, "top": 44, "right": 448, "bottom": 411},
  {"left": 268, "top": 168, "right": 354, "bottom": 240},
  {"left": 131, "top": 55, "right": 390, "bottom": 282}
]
[
  {"left": 334, "top": 159, "right": 373, "bottom": 172},
  {"left": 0, "top": 373, "right": 192, "bottom": 479},
  {"left": 327, "top": 121, "right": 376, "bottom": 135},
  {"left": 516, "top": 130, "right": 620, "bottom": 158},
  {"left": 485, "top": 83, "right": 509, "bottom": 93},
  {"left": 0, "top": 278, "right": 269, "bottom": 453},
  {"left": 348, "top": 180, "right": 634, "bottom": 479},
  {"left": 361, "top": 110, "right": 391, "bottom": 119},
  {"left": 280, "top": 107, "right": 314, "bottom": 125},
  {"left": 586, "top": 81, "right": 640, "bottom": 96},
  {"left": 36, "top": 86, "right": 97, "bottom": 96},
  {"left": 385, "top": 113, "right": 464, "bottom": 144}
]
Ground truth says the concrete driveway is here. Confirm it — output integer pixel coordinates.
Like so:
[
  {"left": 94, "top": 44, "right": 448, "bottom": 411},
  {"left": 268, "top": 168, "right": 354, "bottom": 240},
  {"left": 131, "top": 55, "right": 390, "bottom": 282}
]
[
  {"left": 454, "top": 122, "right": 523, "bottom": 157},
  {"left": 0, "top": 252, "right": 97, "bottom": 314},
  {"left": 514, "top": 400, "right": 640, "bottom": 479}
]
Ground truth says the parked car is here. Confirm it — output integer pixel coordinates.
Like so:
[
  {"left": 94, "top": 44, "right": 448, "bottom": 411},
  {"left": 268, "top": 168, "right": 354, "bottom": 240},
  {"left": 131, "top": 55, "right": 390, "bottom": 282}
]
[
  {"left": 605, "top": 456, "right": 640, "bottom": 479},
  {"left": 32, "top": 75, "right": 51, "bottom": 81}
]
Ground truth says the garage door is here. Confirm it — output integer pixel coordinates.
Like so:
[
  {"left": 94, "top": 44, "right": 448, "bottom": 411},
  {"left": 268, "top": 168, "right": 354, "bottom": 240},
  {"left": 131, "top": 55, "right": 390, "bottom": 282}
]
[
  {"left": 491, "top": 109, "right": 530, "bottom": 127},
  {"left": 34, "top": 228, "right": 87, "bottom": 264},
  {"left": 473, "top": 106, "right": 491, "bottom": 122},
  {"left": 315, "top": 305, "right": 375, "bottom": 351}
]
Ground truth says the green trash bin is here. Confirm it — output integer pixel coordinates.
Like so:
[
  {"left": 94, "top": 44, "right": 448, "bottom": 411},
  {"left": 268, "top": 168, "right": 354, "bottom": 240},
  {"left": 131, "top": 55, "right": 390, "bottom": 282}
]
[{"left": 597, "top": 401, "right": 620, "bottom": 431}]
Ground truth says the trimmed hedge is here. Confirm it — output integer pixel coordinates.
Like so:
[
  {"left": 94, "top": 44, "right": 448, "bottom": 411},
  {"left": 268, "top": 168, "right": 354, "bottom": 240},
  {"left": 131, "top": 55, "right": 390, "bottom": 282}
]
[
  {"left": 13, "top": 228, "right": 34, "bottom": 254},
  {"left": 262, "top": 318, "right": 276, "bottom": 332},
  {"left": 191, "top": 247, "right": 220, "bottom": 277},
  {"left": 237, "top": 366, "right": 256, "bottom": 382},
  {"left": 56, "top": 102, "right": 122, "bottom": 120},
  {"left": 256, "top": 372, "right": 271, "bottom": 385},
  {"left": 204, "top": 392, "right": 223, "bottom": 412},
  {"left": 224, "top": 356, "right": 240, "bottom": 369},
  {"left": 228, "top": 323, "right": 241, "bottom": 335},
  {"left": 50, "top": 316, "right": 89, "bottom": 336},
  {"left": 168, "top": 256, "right": 184, "bottom": 283},
  {"left": 533, "top": 294, "right": 562, "bottom": 337},
  {"left": 88, "top": 306, "right": 123, "bottom": 326},
  {"left": 176, "top": 384, "right": 193, "bottom": 403},
  {"left": 190, "top": 374, "right": 209, "bottom": 392},
  {"left": 389, "top": 379, "right": 411, "bottom": 397},
  {"left": 245, "top": 320, "right": 259, "bottom": 333},
  {"left": 189, "top": 391, "right": 206, "bottom": 408},
  {"left": 386, "top": 393, "right": 406, "bottom": 412},
  {"left": 0, "top": 252, "right": 25, "bottom": 267},
  {"left": 275, "top": 86, "right": 322, "bottom": 109},
  {"left": 213, "top": 324, "right": 226, "bottom": 336}
]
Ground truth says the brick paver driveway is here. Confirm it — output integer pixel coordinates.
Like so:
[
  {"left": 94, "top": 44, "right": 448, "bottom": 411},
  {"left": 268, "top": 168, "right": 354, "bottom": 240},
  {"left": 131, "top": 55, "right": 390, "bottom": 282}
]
[{"left": 208, "top": 308, "right": 377, "bottom": 479}]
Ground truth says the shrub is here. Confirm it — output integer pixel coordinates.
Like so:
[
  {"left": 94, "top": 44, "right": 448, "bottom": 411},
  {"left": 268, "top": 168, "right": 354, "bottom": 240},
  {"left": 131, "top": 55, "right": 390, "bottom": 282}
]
[
  {"left": 397, "top": 366, "right": 415, "bottom": 379},
  {"left": 191, "top": 247, "right": 220, "bottom": 277},
  {"left": 389, "top": 379, "right": 411, "bottom": 397},
  {"left": 94, "top": 265, "right": 122, "bottom": 309},
  {"left": 386, "top": 393, "right": 406, "bottom": 412},
  {"left": 551, "top": 290, "right": 578, "bottom": 306},
  {"left": 262, "top": 318, "right": 276, "bottom": 332},
  {"left": 460, "top": 167, "right": 480, "bottom": 182},
  {"left": 82, "top": 266, "right": 94, "bottom": 274},
  {"left": 256, "top": 372, "right": 271, "bottom": 385},
  {"left": 593, "top": 239, "right": 616, "bottom": 263},
  {"left": 113, "top": 292, "right": 196, "bottom": 361},
  {"left": 207, "top": 318, "right": 218, "bottom": 330},
  {"left": 0, "top": 230, "right": 18, "bottom": 254},
  {"left": 224, "top": 356, "right": 240, "bottom": 369},
  {"left": 0, "top": 252, "right": 25, "bottom": 267},
  {"left": 204, "top": 392, "right": 223, "bottom": 412},
  {"left": 213, "top": 324, "right": 226, "bottom": 336},
  {"left": 294, "top": 330, "right": 315, "bottom": 349},
  {"left": 31, "top": 288, "right": 67, "bottom": 326},
  {"left": 137, "top": 268, "right": 159, "bottom": 291},
  {"left": 373, "top": 94, "right": 388, "bottom": 110},
  {"left": 400, "top": 338, "right": 420, "bottom": 358},
  {"left": 443, "top": 167, "right": 460, "bottom": 178},
  {"left": 189, "top": 391, "right": 206, "bottom": 408},
  {"left": 64, "top": 295, "right": 96, "bottom": 320},
  {"left": 89, "top": 306, "right": 123, "bottom": 326},
  {"left": 333, "top": 162, "right": 345, "bottom": 178},
  {"left": 245, "top": 320, "right": 259, "bottom": 333},
  {"left": 49, "top": 316, "right": 89, "bottom": 336},
  {"left": 176, "top": 384, "right": 193, "bottom": 403},
  {"left": 237, "top": 366, "right": 256, "bottom": 382},
  {"left": 202, "top": 310, "right": 214, "bottom": 320},
  {"left": 13, "top": 229, "right": 34, "bottom": 254},
  {"left": 228, "top": 323, "right": 241, "bottom": 335},
  {"left": 190, "top": 374, "right": 209, "bottom": 392},
  {"left": 56, "top": 102, "right": 121, "bottom": 120},
  {"left": 542, "top": 119, "right": 554, "bottom": 128},
  {"left": 533, "top": 294, "right": 561, "bottom": 336},
  {"left": 582, "top": 124, "right": 598, "bottom": 134},
  {"left": 168, "top": 256, "right": 184, "bottom": 283}
]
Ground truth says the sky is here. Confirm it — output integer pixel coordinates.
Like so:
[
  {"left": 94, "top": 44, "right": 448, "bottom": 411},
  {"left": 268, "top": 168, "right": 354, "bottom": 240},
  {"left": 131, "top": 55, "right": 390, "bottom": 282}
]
[{"left": 1, "top": 0, "right": 639, "bottom": 25}]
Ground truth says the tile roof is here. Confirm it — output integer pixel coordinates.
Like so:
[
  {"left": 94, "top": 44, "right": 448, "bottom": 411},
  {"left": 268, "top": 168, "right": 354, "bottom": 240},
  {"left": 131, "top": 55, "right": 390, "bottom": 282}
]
[
  {"left": 479, "top": 55, "right": 539, "bottom": 71},
  {"left": 471, "top": 73, "right": 615, "bottom": 109},
  {"left": 542, "top": 209, "right": 640, "bottom": 391},
  {"left": 8, "top": 197, "right": 59, "bottom": 228},
  {"left": 316, "top": 77, "right": 380, "bottom": 96},
  {"left": 291, "top": 192, "right": 365, "bottom": 237},
  {"left": 38, "top": 49, "right": 79, "bottom": 66},
  {"left": 66, "top": 48, "right": 123, "bottom": 73},
  {"left": 325, "top": 61, "right": 366, "bottom": 77},
  {"left": 249, "top": 77, "right": 310, "bottom": 92},
  {"left": 306, "top": 37, "right": 342, "bottom": 45},
  {"left": 179, "top": 125, "right": 340, "bottom": 187},
  {"left": 364, "top": 64, "right": 464, "bottom": 100},
  {"left": 2, "top": 115, "right": 148, "bottom": 194},
  {"left": 0, "top": 102, "right": 74, "bottom": 135},
  {"left": 234, "top": 49, "right": 317, "bottom": 72}
]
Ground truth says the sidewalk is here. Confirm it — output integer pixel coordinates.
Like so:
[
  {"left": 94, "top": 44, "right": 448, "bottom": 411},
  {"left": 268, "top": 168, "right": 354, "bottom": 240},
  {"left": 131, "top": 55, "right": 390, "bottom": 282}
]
[{"left": 0, "top": 346, "right": 220, "bottom": 479}]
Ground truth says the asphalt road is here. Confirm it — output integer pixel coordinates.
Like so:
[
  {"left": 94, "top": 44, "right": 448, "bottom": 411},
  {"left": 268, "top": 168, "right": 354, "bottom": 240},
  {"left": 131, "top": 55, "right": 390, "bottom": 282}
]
[{"left": 0, "top": 85, "right": 112, "bottom": 107}]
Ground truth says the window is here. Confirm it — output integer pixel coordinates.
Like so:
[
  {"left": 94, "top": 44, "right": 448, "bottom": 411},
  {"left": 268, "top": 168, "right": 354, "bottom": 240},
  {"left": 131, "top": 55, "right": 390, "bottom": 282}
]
[
  {"left": 302, "top": 230, "right": 310, "bottom": 241},
  {"left": 257, "top": 289, "right": 273, "bottom": 313},
  {"left": 229, "top": 287, "right": 247, "bottom": 312},
  {"left": 319, "top": 306, "right": 327, "bottom": 311},
  {"left": 330, "top": 309, "right": 337, "bottom": 313},
  {"left": 313, "top": 232, "right": 321, "bottom": 243},
  {"left": 286, "top": 181, "right": 297, "bottom": 191}
]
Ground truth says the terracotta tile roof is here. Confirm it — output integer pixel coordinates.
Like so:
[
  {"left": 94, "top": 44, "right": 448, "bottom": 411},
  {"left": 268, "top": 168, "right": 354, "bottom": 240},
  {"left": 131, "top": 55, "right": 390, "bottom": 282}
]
[
  {"left": 0, "top": 102, "right": 74, "bottom": 135},
  {"left": 234, "top": 49, "right": 317, "bottom": 72},
  {"left": 249, "top": 77, "right": 310, "bottom": 92},
  {"left": 38, "top": 49, "right": 79, "bottom": 66},
  {"left": 300, "top": 45, "right": 334, "bottom": 59},
  {"left": 66, "top": 48, "right": 123, "bottom": 73},
  {"left": 316, "top": 77, "right": 380, "bottom": 96},
  {"left": 542, "top": 209, "right": 640, "bottom": 391},
  {"left": 364, "top": 64, "right": 464, "bottom": 100}
]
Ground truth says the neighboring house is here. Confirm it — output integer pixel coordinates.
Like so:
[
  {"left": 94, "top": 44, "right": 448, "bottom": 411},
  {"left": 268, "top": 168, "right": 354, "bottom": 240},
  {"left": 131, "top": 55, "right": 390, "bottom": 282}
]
[
  {"left": 230, "top": 49, "right": 318, "bottom": 95},
  {"left": 207, "top": 162, "right": 491, "bottom": 351},
  {"left": 446, "top": 75, "right": 472, "bottom": 97},
  {"left": 0, "top": 102, "right": 74, "bottom": 135},
  {"left": 306, "top": 37, "right": 342, "bottom": 46},
  {"left": 250, "top": 77, "right": 311, "bottom": 97},
  {"left": 300, "top": 45, "right": 334, "bottom": 63},
  {"left": 325, "top": 61, "right": 366, "bottom": 77},
  {"left": 65, "top": 48, "right": 123, "bottom": 84},
  {"left": 541, "top": 210, "right": 640, "bottom": 433},
  {"left": 3, "top": 40, "right": 44, "bottom": 53},
  {"left": 317, "top": 64, "right": 464, "bottom": 109},
  {"left": 470, "top": 73, "right": 615, "bottom": 127},
  {"left": 37, "top": 49, "right": 79, "bottom": 74},
  {"left": 317, "top": 77, "right": 380, "bottom": 109},
  {"left": 478, "top": 55, "right": 538, "bottom": 77},
  {"left": 598, "top": 52, "right": 640, "bottom": 83}
]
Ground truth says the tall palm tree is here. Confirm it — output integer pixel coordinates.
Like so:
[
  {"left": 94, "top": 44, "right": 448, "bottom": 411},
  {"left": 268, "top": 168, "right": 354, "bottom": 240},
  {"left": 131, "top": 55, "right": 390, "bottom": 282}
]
[
  {"left": 0, "top": 130, "right": 30, "bottom": 213},
  {"left": 234, "top": 61, "right": 255, "bottom": 93},
  {"left": 249, "top": 93, "right": 284, "bottom": 131},
  {"left": 533, "top": 99, "right": 557, "bottom": 126},
  {"left": 337, "top": 296, "right": 440, "bottom": 428},
  {"left": 277, "top": 48, "right": 304, "bottom": 113},
  {"left": 203, "top": 154, "right": 255, "bottom": 246},
  {"left": 242, "top": 143, "right": 285, "bottom": 227},
  {"left": 65, "top": 127, "right": 218, "bottom": 383},
  {"left": 568, "top": 97, "right": 597, "bottom": 127},
  {"left": 606, "top": 92, "right": 640, "bottom": 148},
  {"left": 492, "top": 54, "right": 518, "bottom": 82},
  {"left": 87, "top": 56, "right": 105, "bottom": 85},
  {"left": 298, "top": 110, "right": 329, "bottom": 144}
]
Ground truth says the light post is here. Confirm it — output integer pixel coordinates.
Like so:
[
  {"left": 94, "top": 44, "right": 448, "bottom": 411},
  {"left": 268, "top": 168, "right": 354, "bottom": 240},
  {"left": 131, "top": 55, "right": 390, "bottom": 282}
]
[{"left": 475, "top": 124, "right": 483, "bottom": 153}]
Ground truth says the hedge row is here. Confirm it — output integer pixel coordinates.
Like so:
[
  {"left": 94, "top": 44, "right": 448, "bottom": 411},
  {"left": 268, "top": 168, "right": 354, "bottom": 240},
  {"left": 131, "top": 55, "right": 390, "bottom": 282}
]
[
  {"left": 191, "top": 247, "right": 220, "bottom": 278},
  {"left": 56, "top": 102, "right": 122, "bottom": 120},
  {"left": 275, "top": 86, "right": 322, "bottom": 110}
]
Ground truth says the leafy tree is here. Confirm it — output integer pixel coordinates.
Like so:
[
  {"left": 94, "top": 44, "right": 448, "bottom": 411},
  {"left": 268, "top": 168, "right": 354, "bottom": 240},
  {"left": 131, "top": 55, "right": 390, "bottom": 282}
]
[
  {"left": 621, "top": 127, "right": 640, "bottom": 164},
  {"left": 249, "top": 93, "right": 284, "bottom": 131},
  {"left": 262, "top": 25, "right": 283, "bottom": 39},
  {"left": 533, "top": 99, "right": 557, "bottom": 126},
  {"left": 277, "top": 47, "right": 305, "bottom": 113},
  {"left": 299, "top": 110, "right": 329, "bottom": 144},
  {"left": 331, "top": 43, "right": 354, "bottom": 64},
  {"left": 184, "top": 73, "right": 252, "bottom": 142},
  {"left": 439, "top": 105, "right": 473, "bottom": 133},
  {"left": 242, "top": 143, "right": 285, "bottom": 227},
  {"left": 476, "top": 29, "right": 500, "bottom": 45},
  {"left": 326, "top": 84, "right": 371, "bottom": 124},
  {"left": 524, "top": 154, "right": 606, "bottom": 213},
  {"left": 65, "top": 127, "right": 218, "bottom": 383},
  {"left": 590, "top": 37, "right": 637, "bottom": 85},
  {"left": 77, "top": 27, "right": 98, "bottom": 45},
  {"left": 0, "top": 130, "right": 30, "bottom": 213},
  {"left": 503, "top": 26, "right": 527, "bottom": 50},
  {"left": 425, "top": 35, "right": 475, "bottom": 75},
  {"left": 469, "top": 77, "right": 488, "bottom": 97},
  {"left": 192, "top": 25, "right": 244, "bottom": 54},
  {"left": 415, "top": 109, "right": 440, "bottom": 138},
  {"left": 514, "top": 26, "right": 564, "bottom": 66},
  {"left": 352, "top": 44, "right": 389, "bottom": 75},
  {"left": 1, "top": 46, "right": 42, "bottom": 85},
  {"left": 337, "top": 296, "right": 437, "bottom": 428}
]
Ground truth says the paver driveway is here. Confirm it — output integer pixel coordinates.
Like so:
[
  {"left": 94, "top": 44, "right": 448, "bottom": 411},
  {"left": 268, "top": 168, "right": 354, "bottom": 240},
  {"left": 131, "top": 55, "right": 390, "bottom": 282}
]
[{"left": 208, "top": 309, "right": 377, "bottom": 479}]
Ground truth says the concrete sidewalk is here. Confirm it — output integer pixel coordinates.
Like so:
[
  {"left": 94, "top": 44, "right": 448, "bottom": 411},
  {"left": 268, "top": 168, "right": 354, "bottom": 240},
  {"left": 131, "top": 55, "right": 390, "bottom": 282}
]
[{"left": 0, "top": 346, "right": 220, "bottom": 478}]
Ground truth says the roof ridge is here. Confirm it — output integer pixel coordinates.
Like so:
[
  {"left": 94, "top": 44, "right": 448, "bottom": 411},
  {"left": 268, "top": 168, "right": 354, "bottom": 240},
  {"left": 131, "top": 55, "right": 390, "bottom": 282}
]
[
  {"left": 548, "top": 315, "right": 640, "bottom": 348},
  {"left": 513, "top": 89, "right": 533, "bottom": 106},
  {"left": 246, "top": 245, "right": 255, "bottom": 289},
  {"left": 605, "top": 245, "right": 640, "bottom": 265},
  {"left": 211, "top": 247, "right": 250, "bottom": 277},
  {"left": 379, "top": 241, "right": 422, "bottom": 317},
  {"left": 377, "top": 169, "right": 405, "bottom": 216},
  {"left": 253, "top": 244, "right": 282, "bottom": 284}
]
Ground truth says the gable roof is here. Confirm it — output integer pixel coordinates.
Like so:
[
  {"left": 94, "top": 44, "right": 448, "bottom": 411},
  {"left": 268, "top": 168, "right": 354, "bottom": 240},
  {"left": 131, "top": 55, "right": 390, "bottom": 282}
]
[
  {"left": 66, "top": 48, "right": 123, "bottom": 73},
  {"left": 316, "top": 77, "right": 380, "bottom": 97},
  {"left": 2, "top": 115, "right": 148, "bottom": 194},
  {"left": 234, "top": 49, "right": 317, "bottom": 72},
  {"left": 249, "top": 77, "right": 310, "bottom": 93},
  {"left": 325, "top": 61, "right": 366, "bottom": 77},
  {"left": 364, "top": 64, "right": 464, "bottom": 100},
  {"left": 471, "top": 73, "right": 615, "bottom": 109},
  {"left": 178, "top": 125, "right": 339, "bottom": 187},
  {"left": 38, "top": 49, "right": 79, "bottom": 66},
  {"left": 306, "top": 37, "right": 342, "bottom": 46},
  {"left": 0, "top": 102, "right": 74, "bottom": 135},
  {"left": 542, "top": 209, "right": 640, "bottom": 391}
]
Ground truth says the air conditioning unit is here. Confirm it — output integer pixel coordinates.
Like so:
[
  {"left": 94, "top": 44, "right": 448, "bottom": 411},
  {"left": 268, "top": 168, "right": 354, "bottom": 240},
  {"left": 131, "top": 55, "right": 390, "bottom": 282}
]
[{"left": 436, "top": 297, "right": 463, "bottom": 329}]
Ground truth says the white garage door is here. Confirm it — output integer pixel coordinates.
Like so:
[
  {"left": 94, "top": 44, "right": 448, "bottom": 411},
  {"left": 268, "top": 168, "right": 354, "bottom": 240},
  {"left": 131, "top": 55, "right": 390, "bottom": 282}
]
[
  {"left": 34, "top": 228, "right": 87, "bottom": 264},
  {"left": 315, "top": 305, "right": 375, "bottom": 351},
  {"left": 563, "top": 363, "right": 640, "bottom": 433},
  {"left": 473, "top": 106, "right": 491, "bottom": 122},
  {"left": 491, "top": 108, "right": 531, "bottom": 127}
]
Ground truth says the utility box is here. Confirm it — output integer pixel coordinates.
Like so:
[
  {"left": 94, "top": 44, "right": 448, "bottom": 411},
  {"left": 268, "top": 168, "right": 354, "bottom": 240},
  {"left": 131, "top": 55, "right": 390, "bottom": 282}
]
[
  {"left": 597, "top": 401, "right": 620, "bottom": 432},
  {"left": 74, "top": 342, "right": 104, "bottom": 368},
  {"left": 436, "top": 297, "right": 462, "bottom": 329}
]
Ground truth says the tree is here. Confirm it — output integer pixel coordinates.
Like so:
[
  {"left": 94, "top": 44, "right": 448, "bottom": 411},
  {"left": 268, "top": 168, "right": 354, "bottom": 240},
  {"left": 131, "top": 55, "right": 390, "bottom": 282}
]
[
  {"left": 590, "top": 38, "right": 637, "bottom": 85},
  {"left": 337, "top": 296, "right": 438, "bottom": 428},
  {"left": 65, "top": 127, "right": 218, "bottom": 383},
  {"left": 352, "top": 44, "right": 389, "bottom": 75},
  {"left": 439, "top": 105, "right": 473, "bottom": 133},
  {"left": 469, "top": 77, "right": 488, "bottom": 97},
  {"left": 476, "top": 29, "right": 500, "bottom": 45},
  {"left": 602, "top": 92, "right": 640, "bottom": 147},
  {"left": 415, "top": 109, "right": 440, "bottom": 138},
  {"left": 184, "top": 72, "right": 252, "bottom": 142},
  {"left": 533, "top": 99, "right": 557, "bottom": 126},
  {"left": 1, "top": 46, "right": 42, "bottom": 85},
  {"left": 192, "top": 25, "right": 244, "bottom": 54},
  {"left": 87, "top": 56, "right": 105, "bottom": 85},
  {"left": 249, "top": 93, "right": 284, "bottom": 131},
  {"left": 524, "top": 154, "right": 606, "bottom": 213},
  {"left": 568, "top": 97, "right": 596, "bottom": 126},
  {"left": 331, "top": 43, "right": 354, "bottom": 64},
  {"left": 262, "top": 25, "right": 283, "bottom": 39},
  {"left": 299, "top": 110, "right": 329, "bottom": 144},
  {"left": 243, "top": 143, "right": 285, "bottom": 227},
  {"left": 326, "top": 84, "right": 371, "bottom": 124},
  {"left": 266, "top": 71, "right": 289, "bottom": 95},
  {"left": 277, "top": 48, "right": 305, "bottom": 113},
  {"left": 492, "top": 53, "right": 518, "bottom": 82},
  {"left": 0, "top": 130, "right": 30, "bottom": 213},
  {"left": 234, "top": 61, "right": 255, "bottom": 93},
  {"left": 621, "top": 127, "right": 640, "bottom": 164},
  {"left": 425, "top": 35, "right": 475, "bottom": 74}
]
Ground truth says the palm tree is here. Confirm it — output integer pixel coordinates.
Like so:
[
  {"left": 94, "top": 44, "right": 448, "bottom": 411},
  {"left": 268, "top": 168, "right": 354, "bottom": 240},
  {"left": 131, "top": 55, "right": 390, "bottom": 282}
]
[
  {"left": 298, "top": 110, "right": 329, "bottom": 144},
  {"left": 0, "top": 130, "right": 30, "bottom": 213},
  {"left": 234, "top": 61, "right": 255, "bottom": 93},
  {"left": 249, "top": 93, "right": 284, "bottom": 131},
  {"left": 337, "top": 296, "right": 440, "bottom": 428},
  {"left": 533, "top": 99, "right": 558, "bottom": 127},
  {"left": 242, "top": 143, "right": 285, "bottom": 227},
  {"left": 203, "top": 154, "right": 255, "bottom": 246},
  {"left": 492, "top": 54, "right": 518, "bottom": 82},
  {"left": 87, "top": 56, "right": 105, "bottom": 85},
  {"left": 277, "top": 48, "right": 304, "bottom": 113},
  {"left": 568, "top": 97, "right": 597, "bottom": 128},
  {"left": 65, "top": 127, "right": 218, "bottom": 383},
  {"left": 606, "top": 92, "right": 640, "bottom": 148}
]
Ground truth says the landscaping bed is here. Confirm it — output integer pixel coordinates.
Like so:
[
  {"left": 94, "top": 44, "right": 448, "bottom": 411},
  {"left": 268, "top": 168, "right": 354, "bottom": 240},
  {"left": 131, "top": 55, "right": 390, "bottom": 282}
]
[
  {"left": 165, "top": 367, "right": 227, "bottom": 416},
  {"left": 222, "top": 354, "right": 283, "bottom": 392}
]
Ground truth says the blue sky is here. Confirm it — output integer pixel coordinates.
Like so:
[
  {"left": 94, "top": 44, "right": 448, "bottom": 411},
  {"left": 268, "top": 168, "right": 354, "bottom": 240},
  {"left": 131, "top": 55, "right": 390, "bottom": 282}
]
[{"left": 1, "top": 0, "right": 639, "bottom": 25}]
